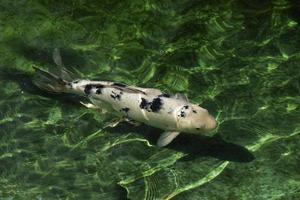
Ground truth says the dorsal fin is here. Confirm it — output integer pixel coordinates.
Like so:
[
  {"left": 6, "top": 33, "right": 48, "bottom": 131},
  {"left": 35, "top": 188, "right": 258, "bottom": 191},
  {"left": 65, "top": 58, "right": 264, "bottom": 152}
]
[
  {"left": 119, "top": 87, "right": 146, "bottom": 94},
  {"left": 175, "top": 93, "right": 188, "bottom": 102},
  {"left": 109, "top": 83, "right": 147, "bottom": 94}
]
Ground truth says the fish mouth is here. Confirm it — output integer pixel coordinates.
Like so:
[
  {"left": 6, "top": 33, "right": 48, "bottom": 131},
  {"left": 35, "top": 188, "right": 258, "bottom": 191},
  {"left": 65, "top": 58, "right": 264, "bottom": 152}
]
[{"left": 205, "top": 115, "right": 217, "bottom": 131}]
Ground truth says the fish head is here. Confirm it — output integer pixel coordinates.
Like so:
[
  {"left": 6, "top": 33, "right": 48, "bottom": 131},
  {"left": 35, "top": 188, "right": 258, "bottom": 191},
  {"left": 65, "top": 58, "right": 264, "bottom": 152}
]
[{"left": 177, "top": 105, "right": 217, "bottom": 134}]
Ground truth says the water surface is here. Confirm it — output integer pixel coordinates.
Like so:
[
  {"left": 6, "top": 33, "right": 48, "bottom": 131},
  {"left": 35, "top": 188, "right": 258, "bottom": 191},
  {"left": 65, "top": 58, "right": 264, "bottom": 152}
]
[{"left": 0, "top": 0, "right": 300, "bottom": 199}]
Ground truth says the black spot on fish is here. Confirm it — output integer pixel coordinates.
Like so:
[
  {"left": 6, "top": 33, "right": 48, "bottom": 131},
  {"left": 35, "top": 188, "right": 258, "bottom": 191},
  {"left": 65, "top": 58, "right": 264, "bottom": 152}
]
[
  {"left": 196, "top": 128, "right": 200, "bottom": 130},
  {"left": 121, "top": 107, "right": 130, "bottom": 113},
  {"left": 192, "top": 110, "right": 197, "bottom": 113},
  {"left": 84, "top": 84, "right": 104, "bottom": 95},
  {"left": 140, "top": 98, "right": 148, "bottom": 109},
  {"left": 66, "top": 82, "right": 73, "bottom": 88},
  {"left": 113, "top": 82, "right": 127, "bottom": 87},
  {"left": 180, "top": 111, "right": 186, "bottom": 117},
  {"left": 95, "top": 85, "right": 104, "bottom": 94},
  {"left": 184, "top": 105, "right": 189, "bottom": 109},
  {"left": 158, "top": 93, "right": 171, "bottom": 98},
  {"left": 150, "top": 97, "right": 162, "bottom": 112},
  {"left": 73, "top": 80, "right": 79, "bottom": 84},
  {"left": 96, "top": 89, "right": 101, "bottom": 94},
  {"left": 110, "top": 91, "right": 121, "bottom": 100},
  {"left": 140, "top": 98, "right": 163, "bottom": 112},
  {"left": 110, "top": 94, "right": 115, "bottom": 99},
  {"left": 178, "top": 107, "right": 186, "bottom": 117},
  {"left": 84, "top": 84, "right": 93, "bottom": 95}
]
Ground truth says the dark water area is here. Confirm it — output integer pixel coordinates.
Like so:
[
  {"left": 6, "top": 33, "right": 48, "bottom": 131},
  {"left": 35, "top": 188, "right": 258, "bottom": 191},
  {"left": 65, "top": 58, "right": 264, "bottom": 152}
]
[{"left": 0, "top": 0, "right": 300, "bottom": 199}]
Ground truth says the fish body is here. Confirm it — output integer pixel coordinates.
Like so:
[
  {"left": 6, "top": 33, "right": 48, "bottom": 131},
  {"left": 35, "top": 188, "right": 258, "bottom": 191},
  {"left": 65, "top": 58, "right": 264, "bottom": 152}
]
[
  {"left": 68, "top": 80, "right": 216, "bottom": 132},
  {"left": 33, "top": 66, "right": 217, "bottom": 147}
]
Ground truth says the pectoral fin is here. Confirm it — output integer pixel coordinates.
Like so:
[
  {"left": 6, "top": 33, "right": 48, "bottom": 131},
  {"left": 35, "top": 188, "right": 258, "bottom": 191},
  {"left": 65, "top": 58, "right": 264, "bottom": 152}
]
[
  {"left": 80, "top": 101, "right": 98, "bottom": 109},
  {"left": 104, "top": 117, "right": 124, "bottom": 128},
  {"left": 90, "top": 98, "right": 115, "bottom": 114},
  {"left": 124, "top": 118, "right": 141, "bottom": 126},
  {"left": 157, "top": 131, "right": 180, "bottom": 147}
]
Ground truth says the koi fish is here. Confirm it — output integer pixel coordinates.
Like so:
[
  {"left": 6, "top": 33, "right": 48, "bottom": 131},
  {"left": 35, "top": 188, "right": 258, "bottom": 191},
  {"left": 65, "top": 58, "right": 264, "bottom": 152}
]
[{"left": 33, "top": 49, "right": 217, "bottom": 147}]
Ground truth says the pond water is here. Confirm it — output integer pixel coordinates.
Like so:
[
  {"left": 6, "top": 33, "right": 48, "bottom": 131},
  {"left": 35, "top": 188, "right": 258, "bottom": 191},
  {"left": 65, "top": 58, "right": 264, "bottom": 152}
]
[{"left": 0, "top": 0, "right": 300, "bottom": 199}]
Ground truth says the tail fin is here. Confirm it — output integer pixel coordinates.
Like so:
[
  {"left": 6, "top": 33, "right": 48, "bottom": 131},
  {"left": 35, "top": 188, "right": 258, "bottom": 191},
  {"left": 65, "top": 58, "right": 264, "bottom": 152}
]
[{"left": 33, "top": 66, "right": 69, "bottom": 93}]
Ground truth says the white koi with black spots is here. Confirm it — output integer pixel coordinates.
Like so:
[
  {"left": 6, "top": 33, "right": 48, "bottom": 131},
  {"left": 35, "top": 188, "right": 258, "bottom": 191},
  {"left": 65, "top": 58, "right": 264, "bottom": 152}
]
[{"left": 33, "top": 67, "right": 217, "bottom": 147}]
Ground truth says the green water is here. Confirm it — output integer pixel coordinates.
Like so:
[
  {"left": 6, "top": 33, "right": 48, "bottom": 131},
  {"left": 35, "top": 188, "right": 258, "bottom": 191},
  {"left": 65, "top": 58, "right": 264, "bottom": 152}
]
[{"left": 1, "top": 0, "right": 300, "bottom": 199}]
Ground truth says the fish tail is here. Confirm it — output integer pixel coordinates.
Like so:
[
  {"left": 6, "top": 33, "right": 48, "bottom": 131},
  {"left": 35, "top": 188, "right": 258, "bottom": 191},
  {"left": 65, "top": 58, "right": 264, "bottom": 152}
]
[{"left": 32, "top": 66, "right": 71, "bottom": 93}]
